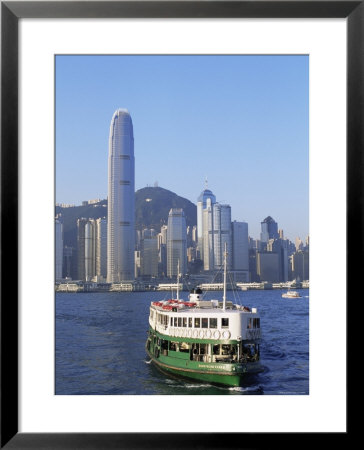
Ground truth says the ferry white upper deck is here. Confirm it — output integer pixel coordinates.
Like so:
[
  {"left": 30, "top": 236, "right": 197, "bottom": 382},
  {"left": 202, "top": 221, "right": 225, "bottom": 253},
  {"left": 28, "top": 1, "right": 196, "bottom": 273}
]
[{"left": 148, "top": 297, "right": 261, "bottom": 341}]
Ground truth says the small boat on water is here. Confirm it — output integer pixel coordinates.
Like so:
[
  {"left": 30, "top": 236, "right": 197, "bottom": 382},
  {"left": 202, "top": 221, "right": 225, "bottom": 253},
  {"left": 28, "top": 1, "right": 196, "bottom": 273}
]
[
  {"left": 145, "top": 246, "right": 261, "bottom": 387},
  {"left": 282, "top": 290, "right": 302, "bottom": 298}
]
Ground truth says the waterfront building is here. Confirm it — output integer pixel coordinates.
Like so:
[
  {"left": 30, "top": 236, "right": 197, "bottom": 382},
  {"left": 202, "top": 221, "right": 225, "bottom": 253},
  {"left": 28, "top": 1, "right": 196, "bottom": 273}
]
[
  {"left": 107, "top": 109, "right": 135, "bottom": 282},
  {"left": 135, "top": 250, "right": 141, "bottom": 278},
  {"left": 212, "top": 203, "right": 232, "bottom": 270},
  {"left": 291, "top": 249, "right": 309, "bottom": 281},
  {"left": 267, "top": 238, "right": 289, "bottom": 282},
  {"left": 167, "top": 208, "right": 187, "bottom": 277},
  {"left": 202, "top": 198, "right": 214, "bottom": 271},
  {"left": 62, "top": 245, "right": 74, "bottom": 279},
  {"left": 249, "top": 248, "right": 259, "bottom": 282},
  {"left": 256, "top": 252, "right": 280, "bottom": 283},
  {"left": 158, "top": 243, "right": 167, "bottom": 277},
  {"left": 77, "top": 217, "right": 107, "bottom": 282},
  {"left": 202, "top": 201, "right": 232, "bottom": 272},
  {"left": 55, "top": 218, "right": 63, "bottom": 280},
  {"left": 231, "top": 220, "right": 249, "bottom": 282},
  {"left": 77, "top": 218, "right": 92, "bottom": 281},
  {"left": 140, "top": 229, "right": 159, "bottom": 278},
  {"left": 96, "top": 218, "right": 107, "bottom": 279},
  {"left": 197, "top": 185, "right": 216, "bottom": 259},
  {"left": 77, "top": 218, "right": 97, "bottom": 281}
]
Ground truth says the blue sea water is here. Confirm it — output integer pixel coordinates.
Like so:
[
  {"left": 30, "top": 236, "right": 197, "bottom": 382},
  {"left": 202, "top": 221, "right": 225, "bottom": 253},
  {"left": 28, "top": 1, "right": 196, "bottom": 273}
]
[{"left": 55, "top": 289, "right": 309, "bottom": 395}]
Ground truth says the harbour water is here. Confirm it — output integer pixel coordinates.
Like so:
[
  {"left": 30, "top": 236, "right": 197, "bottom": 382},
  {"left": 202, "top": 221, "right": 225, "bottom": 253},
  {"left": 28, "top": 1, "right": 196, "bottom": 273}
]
[{"left": 56, "top": 289, "right": 309, "bottom": 395}]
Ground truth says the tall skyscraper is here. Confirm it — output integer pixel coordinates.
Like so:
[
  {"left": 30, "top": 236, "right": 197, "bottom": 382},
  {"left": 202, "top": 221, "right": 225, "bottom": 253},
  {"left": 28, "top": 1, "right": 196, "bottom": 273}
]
[
  {"left": 212, "top": 203, "right": 232, "bottom": 270},
  {"left": 267, "top": 238, "right": 288, "bottom": 282},
  {"left": 167, "top": 208, "right": 187, "bottom": 278},
  {"left": 96, "top": 218, "right": 107, "bottom": 280},
  {"left": 260, "top": 216, "right": 279, "bottom": 243},
  {"left": 55, "top": 217, "right": 63, "bottom": 280},
  {"left": 77, "top": 218, "right": 90, "bottom": 281},
  {"left": 202, "top": 198, "right": 214, "bottom": 270},
  {"left": 231, "top": 220, "right": 249, "bottom": 281},
  {"left": 197, "top": 185, "right": 216, "bottom": 258},
  {"left": 140, "top": 229, "right": 159, "bottom": 278},
  {"left": 107, "top": 109, "right": 135, "bottom": 282}
]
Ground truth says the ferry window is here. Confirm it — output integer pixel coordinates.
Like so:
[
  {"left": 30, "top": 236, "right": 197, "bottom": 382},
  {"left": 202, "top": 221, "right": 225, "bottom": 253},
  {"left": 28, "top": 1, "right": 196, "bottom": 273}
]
[
  {"left": 188, "top": 317, "right": 192, "bottom": 328},
  {"left": 179, "top": 342, "right": 189, "bottom": 353},
  {"left": 170, "top": 317, "right": 173, "bottom": 327},
  {"left": 222, "top": 318, "right": 229, "bottom": 328},
  {"left": 178, "top": 317, "right": 182, "bottom": 327},
  {"left": 169, "top": 341, "right": 177, "bottom": 351},
  {"left": 194, "top": 318, "right": 200, "bottom": 328},
  {"left": 183, "top": 317, "right": 187, "bottom": 327},
  {"left": 247, "top": 318, "right": 252, "bottom": 329},
  {"left": 202, "top": 318, "right": 208, "bottom": 328},
  {"left": 161, "top": 340, "right": 168, "bottom": 350},
  {"left": 209, "top": 318, "right": 217, "bottom": 329},
  {"left": 174, "top": 317, "right": 177, "bottom": 327},
  {"left": 199, "top": 344, "right": 207, "bottom": 355},
  {"left": 222, "top": 344, "right": 230, "bottom": 355},
  {"left": 213, "top": 344, "right": 220, "bottom": 355}
]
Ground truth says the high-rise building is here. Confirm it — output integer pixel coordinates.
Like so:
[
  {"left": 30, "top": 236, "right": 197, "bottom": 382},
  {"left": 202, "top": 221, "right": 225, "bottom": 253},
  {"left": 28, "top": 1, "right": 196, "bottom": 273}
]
[
  {"left": 197, "top": 186, "right": 216, "bottom": 258},
  {"left": 62, "top": 246, "right": 74, "bottom": 279},
  {"left": 256, "top": 252, "right": 280, "bottom": 282},
  {"left": 260, "top": 216, "right": 279, "bottom": 242},
  {"left": 96, "top": 218, "right": 107, "bottom": 280},
  {"left": 107, "top": 109, "right": 135, "bottom": 282},
  {"left": 159, "top": 225, "right": 168, "bottom": 246},
  {"left": 55, "top": 218, "right": 63, "bottom": 280},
  {"left": 212, "top": 203, "right": 232, "bottom": 270},
  {"left": 295, "top": 237, "right": 303, "bottom": 251},
  {"left": 167, "top": 208, "right": 187, "bottom": 278},
  {"left": 202, "top": 198, "right": 214, "bottom": 271},
  {"left": 267, "top": 238, "right": 288, "bottom": 282},
  {"left": 77, "top": 217, "right": 107, "bottom": 282},
  {"left": 77, "top": 218, "right": 90, "bottom": 281},
  {"left": 291, "top": 249, "right": 309, "bottom": 281},
  {"left": 202, "top": 201, "right": 232, "bottom": 271},
  {"left": 140, "top": 229, "right": 159, "bottom": 278},
  {"left": 231, "top": 220, "right": 249, "bottom": 282}
]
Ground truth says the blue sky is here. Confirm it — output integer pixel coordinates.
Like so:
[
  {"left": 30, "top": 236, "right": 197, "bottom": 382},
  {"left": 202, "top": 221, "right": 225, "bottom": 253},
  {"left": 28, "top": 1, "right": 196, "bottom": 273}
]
[{"left": 56, "top": 55, "right": 308, "bottom": 241}]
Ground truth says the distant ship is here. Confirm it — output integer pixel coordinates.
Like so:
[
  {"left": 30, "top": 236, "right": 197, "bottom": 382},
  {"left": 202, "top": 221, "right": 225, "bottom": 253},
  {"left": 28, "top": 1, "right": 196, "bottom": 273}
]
[
  {"left": 282, "top": 290, "right": 302, "bottom": 298},
  {"left": 145, "top": 247, "right": 261, "bottom": 387}
]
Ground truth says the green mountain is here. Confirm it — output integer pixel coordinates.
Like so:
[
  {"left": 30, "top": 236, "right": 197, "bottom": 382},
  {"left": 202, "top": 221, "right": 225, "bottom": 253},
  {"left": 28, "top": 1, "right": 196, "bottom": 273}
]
[
  {"left": 135, "top": 186, "right": 196, "bottom": 231},
  {"left": 56, "top": 187, "right": 197, "bottom": 249}
]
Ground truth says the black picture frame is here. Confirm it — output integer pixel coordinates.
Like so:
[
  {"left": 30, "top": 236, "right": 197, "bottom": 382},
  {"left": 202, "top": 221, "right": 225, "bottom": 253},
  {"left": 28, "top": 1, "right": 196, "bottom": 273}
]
[{"left": 1, "top": 1, "right": 356, "bottom": 448}]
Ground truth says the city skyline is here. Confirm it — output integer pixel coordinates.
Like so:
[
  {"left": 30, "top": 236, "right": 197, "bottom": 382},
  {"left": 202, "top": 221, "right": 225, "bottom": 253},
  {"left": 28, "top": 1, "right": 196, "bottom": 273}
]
[{"left": 56, "top": 55, "right": 309, "bottom": 241}]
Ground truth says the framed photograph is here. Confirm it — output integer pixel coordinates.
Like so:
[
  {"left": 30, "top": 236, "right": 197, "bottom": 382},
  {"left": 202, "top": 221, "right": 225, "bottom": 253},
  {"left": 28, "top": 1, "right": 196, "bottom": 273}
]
[{"left": 1, "top": 1, "right": 356, "bottom": 448}]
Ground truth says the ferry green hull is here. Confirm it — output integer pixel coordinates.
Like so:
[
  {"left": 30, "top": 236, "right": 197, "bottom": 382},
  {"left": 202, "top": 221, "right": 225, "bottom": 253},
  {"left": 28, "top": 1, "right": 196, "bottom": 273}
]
[{"left": 146, "top": 327, "right": 260, "bottom": 387}]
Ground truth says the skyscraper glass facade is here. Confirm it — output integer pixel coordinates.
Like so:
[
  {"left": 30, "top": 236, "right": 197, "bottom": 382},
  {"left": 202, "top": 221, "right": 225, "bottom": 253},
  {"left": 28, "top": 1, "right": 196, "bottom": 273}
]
[
  {"left": 166, "top": 208, "right": 187, "bottom": 277},
  {"left": 197, "top": 188, "right": 216, "bottom": 257},
  {"left": 107, "top": 109, "right": 135, "bottom": 282}
]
